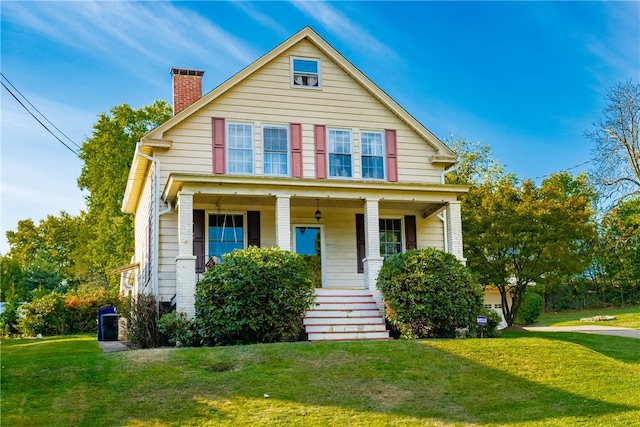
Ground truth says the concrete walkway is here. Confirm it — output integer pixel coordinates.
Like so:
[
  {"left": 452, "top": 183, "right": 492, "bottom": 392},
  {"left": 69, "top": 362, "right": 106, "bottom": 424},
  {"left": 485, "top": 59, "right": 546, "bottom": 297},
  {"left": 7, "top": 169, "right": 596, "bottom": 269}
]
[
  {"left": 97, "top": 340, "right": 131, "bottom": 353},
  {"left": 524, "top": 325, "right": 640, "bottom": 339}
]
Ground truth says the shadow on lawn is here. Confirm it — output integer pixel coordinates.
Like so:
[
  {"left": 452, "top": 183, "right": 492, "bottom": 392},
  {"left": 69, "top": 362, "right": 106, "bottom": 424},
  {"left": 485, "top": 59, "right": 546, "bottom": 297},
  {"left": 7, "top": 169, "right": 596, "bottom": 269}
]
[
  {"left": 111, "top": 339, "right": 638, "bottom": 426},
  {"left": 502, "top": 330, "right": 640, "bottom": 364}
]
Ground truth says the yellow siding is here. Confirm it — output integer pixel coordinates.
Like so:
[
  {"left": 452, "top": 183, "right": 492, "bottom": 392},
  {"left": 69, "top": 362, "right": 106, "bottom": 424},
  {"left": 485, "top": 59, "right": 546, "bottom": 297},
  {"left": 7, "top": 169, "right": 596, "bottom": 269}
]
[
  {"left": 158, "top": 212, "right": 178, "bottom": 303},
  {"left": 158, "top": 39, "right": 442, "bottom": 186}
]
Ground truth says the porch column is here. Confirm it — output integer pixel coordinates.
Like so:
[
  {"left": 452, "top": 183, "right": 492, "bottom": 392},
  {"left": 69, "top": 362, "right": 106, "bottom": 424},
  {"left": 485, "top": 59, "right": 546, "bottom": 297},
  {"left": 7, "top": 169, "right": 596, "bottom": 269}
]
[
  {"left": 363, "top": 198, "right": 384, "bottom": 313},
  {"left": 446, "top": 201, "right": 465, "bottom": 264},
  {"left": 275, "top": 195, "right": 291, "bottom": 251},
  {"left": 175, "top": 191, "right": 197, "bottom": 318}
]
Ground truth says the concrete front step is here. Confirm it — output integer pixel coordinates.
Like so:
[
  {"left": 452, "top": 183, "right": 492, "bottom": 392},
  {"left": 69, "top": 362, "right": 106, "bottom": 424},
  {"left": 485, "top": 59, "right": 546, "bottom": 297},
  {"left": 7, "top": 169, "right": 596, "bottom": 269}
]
[
  {"left": 312, "top": 302, "right": 377, "bottom": 310},
  {"left": 305, "top": 309, "right": 382, "bottom": 318},
  {"left": 304, "top": 316, "right": 383, "bottom": 325},
  {"left": 314, "top": 288, "right": 369, "bottom": 296},
  {"left": 308, "top": 330, "right": 391, "bottom": 341},
  {"left": 305, "top": 288, "right": 390, "bottom": 341},
  {"left": 306, "top": 323, "right": 386, "bottom": 333},
  {"left": 315, "top": 295, "right": 375, "bottom": 303}
]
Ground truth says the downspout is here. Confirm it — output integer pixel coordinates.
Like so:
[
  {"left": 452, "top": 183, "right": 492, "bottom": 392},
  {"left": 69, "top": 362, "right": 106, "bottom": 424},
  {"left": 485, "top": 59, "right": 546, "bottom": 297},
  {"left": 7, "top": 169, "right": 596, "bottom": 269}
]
[
  {"left": 134, "top": 143, "right": 164, "bottom": 302},
  {"left": 438, "top": 163, "right": 459, "bottom": 255}
]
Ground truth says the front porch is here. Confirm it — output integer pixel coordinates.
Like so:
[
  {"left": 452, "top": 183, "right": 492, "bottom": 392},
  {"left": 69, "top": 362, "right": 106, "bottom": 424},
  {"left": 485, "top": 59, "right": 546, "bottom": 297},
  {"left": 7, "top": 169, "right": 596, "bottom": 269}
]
[{"left": 165, "top": 174, "right": 466, "bottom": 318}]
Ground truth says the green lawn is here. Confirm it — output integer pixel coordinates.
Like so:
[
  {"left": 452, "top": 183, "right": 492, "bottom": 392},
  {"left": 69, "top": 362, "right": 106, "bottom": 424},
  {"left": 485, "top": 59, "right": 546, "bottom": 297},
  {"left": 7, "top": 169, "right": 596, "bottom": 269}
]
[
  {"left": 534, "top": 305, "right": 640, "bottom": 328},
  {"left": 2, "top": 333, "right": 639, "bottom": 426}
]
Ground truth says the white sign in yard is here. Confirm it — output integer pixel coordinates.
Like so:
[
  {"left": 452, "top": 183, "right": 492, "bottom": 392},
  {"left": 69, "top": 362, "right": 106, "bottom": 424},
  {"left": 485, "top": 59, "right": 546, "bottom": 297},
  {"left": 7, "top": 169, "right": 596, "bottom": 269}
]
[{"left": 477, "top": 315, "right": 488, "bottom": 326}]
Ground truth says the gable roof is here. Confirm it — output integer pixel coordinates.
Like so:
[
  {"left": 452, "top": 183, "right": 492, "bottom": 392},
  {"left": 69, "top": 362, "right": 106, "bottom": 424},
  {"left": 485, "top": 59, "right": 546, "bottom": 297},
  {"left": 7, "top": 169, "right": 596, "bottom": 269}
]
[
  {"left": 123, "top": 27, "right": 457, "bottom": 213},
  {"left": 141, "top": 26, "right": 456, "bottom": 159}
]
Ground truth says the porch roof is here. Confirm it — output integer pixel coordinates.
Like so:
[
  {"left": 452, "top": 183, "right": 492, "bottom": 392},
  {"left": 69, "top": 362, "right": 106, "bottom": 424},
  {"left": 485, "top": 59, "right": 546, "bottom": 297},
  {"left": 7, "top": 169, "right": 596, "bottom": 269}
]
[{"left": 164, "top": 173, "right": 468, "bottom": 216}]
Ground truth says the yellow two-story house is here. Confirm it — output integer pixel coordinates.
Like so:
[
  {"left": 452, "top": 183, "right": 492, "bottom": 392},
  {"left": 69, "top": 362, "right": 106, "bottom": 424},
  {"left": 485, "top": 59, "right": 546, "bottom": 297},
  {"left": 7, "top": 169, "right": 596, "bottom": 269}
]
[{"left": 121, "top": 27, "right": 468, "bottom": 340}]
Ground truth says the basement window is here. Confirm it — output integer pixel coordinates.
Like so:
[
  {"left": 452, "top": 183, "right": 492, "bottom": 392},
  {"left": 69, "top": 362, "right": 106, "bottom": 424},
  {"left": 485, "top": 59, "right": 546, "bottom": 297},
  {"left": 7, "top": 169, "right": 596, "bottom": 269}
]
[{"left": 292, "top": 58, "right": 320, "bottom": 88}]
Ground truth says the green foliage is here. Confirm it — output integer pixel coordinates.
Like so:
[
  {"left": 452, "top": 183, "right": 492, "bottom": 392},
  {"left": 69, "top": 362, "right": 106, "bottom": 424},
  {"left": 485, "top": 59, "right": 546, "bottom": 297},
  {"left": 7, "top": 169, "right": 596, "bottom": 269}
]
[
  {"left": 444, "top": 135, "right": 514, "bottom": 186},
  {"left": 473, "top": 307, "right": 502, "bottom": 338},
  {"left": 377, "top": 248, "right": 484, "bottom": 338},
  {"left": 77, "top": 101, "right": 172, "bottom": 288},
  {"left": 195, "top": 246, "right": 316, "bottom": 345},
  {"left": 463, "top": 172, "right": 597, "bottom": 326},
  {"left": 14, "top": 287, "right": 122, "bottom": 337},
  {"left": 121, "top": 293, "right": 162, "bottom": 348},
  {"left": 518, "top": 292, "right": 544, "bottom": 325},
  {"left": 0, "top": 302, "right": 23, "bottom": 338},
  {"left": 17, "top": 292, "right": 66, "bottom": 336},
  {"left": 158, "top": 311, "right": 199, "bottom": 347}
]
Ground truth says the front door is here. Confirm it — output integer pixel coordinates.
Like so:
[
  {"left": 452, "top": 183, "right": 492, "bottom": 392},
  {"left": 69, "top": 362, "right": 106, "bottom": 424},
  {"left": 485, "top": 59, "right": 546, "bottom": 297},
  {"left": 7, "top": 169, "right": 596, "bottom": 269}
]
[{"left": 293, "top": 225, "right": 323, "bottom": 288}]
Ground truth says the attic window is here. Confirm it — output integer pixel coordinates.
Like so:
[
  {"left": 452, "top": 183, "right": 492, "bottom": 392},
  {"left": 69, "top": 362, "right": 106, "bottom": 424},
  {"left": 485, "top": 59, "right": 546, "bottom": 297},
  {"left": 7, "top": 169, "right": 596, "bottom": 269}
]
[{"left": 292, "top": 58, "right": 320, "bottom": 88}]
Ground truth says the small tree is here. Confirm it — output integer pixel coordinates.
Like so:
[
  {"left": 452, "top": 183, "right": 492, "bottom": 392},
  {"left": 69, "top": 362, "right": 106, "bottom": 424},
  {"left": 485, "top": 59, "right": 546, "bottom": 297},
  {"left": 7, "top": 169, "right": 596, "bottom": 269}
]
[
  {"left": 195, "top": 247, "right": 315, "bottom": 345},
  {"left": 377, "top": 248, "right": 484, "bottom": 338}
]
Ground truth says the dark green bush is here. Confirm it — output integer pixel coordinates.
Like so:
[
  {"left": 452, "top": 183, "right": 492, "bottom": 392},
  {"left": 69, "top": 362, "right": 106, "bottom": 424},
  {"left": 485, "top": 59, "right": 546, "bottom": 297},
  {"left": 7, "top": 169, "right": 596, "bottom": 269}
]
[
  {"left": 474, "top": 307, "right": 502, "bottom": 338},
  {"left": 122, "top": 293, "right": 163, "bottom": 348},
  {"left": 195, "top": 246, "right": 315, "bottom": 345},
  {"left": 518, "top": 292, "right": 543, "bottom": 325},
  {"left": 377, "top": 248, "right": 484, "bottom": 338},
  {"left": 158, "top": 311, "right": 199, "bottom": 347}
]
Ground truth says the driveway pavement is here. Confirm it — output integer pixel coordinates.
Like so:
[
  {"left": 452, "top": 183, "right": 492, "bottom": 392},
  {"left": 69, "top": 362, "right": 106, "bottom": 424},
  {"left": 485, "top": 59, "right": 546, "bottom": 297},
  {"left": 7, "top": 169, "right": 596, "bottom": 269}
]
[{"left": 524, "top": 325, "right": 640, "bottom": 339}]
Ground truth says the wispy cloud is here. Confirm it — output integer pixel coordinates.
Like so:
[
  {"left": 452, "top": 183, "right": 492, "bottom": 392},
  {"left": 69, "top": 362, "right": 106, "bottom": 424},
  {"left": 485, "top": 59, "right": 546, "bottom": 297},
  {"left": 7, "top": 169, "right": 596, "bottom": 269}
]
[
  {"left": 289, "top": 0, "right": 396, "bottom": 60},
  {"left": 231, "top": 1, "right": 290, "bottom": 38},
  {"left": 3, "top": 1, "right": 258, "bottom": 71}
]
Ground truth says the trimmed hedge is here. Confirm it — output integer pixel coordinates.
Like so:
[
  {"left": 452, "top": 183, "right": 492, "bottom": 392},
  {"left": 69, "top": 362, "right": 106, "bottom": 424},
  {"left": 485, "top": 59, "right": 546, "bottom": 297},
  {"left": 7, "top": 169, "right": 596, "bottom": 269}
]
[
  {"left": 377, "top": 248, "right": 484, "bottom": 338},
  {"left": 195, "top": 246, "right": 315, "bottom": 345}
]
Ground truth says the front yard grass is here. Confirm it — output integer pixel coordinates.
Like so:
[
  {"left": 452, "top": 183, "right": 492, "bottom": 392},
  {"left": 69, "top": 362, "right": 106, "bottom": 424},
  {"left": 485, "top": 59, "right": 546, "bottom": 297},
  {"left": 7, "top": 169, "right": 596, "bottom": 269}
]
[
  {"left": 2, "top": 332, "right": 639, "bottom": 426},
  {"left": 534, "top": 305, "right": 640, "bottom": 328}
]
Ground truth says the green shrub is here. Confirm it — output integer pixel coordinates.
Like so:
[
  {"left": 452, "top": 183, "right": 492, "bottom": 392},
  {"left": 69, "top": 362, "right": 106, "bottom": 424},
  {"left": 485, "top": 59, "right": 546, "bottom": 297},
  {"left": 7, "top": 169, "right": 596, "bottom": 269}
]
[
  {"left": 195, "top": 246, "right": 315, "bottom": 345},
  {"left": 15, "top": 286, "right": 123, "bottom": 337},
  {"left": 122, "top": 293, "right": 162, "bottom": 348},
  {"left": 474, "top": 308, "right": 502, "bottom": 338},
  {"left": 158, "top": 311, "right": 199, "bottom": 347},
  {"left": 1, "top": 301, "right": 23, "bottom": 338},
  {"left": 377, "top": 248, "right": 484, "bottom": 338},
  {"left": 518, "top": 292, "right": 544, "bottom": 325},
  {"left": 17, "top": 292, "right": 66, "bottom": 336}
]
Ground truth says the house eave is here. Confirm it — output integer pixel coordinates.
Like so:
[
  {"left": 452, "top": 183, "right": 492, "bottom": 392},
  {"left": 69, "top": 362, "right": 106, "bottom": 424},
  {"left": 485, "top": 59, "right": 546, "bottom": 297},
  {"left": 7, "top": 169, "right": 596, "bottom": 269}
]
[{"left": 163, "top": 173, "right": 469, "bottom": 205}]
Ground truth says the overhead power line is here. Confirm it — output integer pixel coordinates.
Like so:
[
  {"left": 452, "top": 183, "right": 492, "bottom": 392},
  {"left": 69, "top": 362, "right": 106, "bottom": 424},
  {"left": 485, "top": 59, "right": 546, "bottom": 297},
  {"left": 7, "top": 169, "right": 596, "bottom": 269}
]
[
  {"left": 531, "top": 159, "right": 594, "bottom": 181},
  {"left": 0, "top": 73, "right": 80, "bottom": 157}
]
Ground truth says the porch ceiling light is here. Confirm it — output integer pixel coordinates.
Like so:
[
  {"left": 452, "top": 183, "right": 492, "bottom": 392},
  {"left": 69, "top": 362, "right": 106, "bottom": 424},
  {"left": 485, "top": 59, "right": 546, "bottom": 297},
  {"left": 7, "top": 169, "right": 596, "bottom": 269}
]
[{"left": 315, "top": 199, "right": 322, "bottom": 222}]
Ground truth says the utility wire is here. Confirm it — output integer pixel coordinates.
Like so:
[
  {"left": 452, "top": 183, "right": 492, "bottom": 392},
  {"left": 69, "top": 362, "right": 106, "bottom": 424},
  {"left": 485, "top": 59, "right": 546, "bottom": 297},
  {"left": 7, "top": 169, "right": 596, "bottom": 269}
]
[
  {"left": 1, "top": 74, "right": 80, "bottom": 156},
  {"left": 530, "top": 159, "right": 593, "bottom": 181}
]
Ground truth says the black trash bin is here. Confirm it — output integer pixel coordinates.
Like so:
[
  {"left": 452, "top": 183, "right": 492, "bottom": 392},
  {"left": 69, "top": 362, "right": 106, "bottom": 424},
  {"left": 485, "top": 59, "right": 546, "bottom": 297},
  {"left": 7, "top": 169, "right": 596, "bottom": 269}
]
[
  {"left": 100, "top": 313, "right": 120, "bottom": 341},
  {"left": 97, "top": 306, "right": 118, "bottom": 341}
]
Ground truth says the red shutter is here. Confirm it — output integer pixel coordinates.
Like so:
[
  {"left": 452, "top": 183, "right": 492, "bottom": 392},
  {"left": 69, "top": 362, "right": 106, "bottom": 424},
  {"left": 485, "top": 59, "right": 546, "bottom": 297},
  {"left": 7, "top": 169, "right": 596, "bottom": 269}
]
[
  {"left": 247, "top": 211, "right": 261, "bottom": 247},
  {"left": 193, "top": 210, "right": 205, "bottom": 273},
  {"left": 290, "top": 123, "right": 303, "bottom": 178},
  {"left": 314, "top": 125, "right": 327, "bottom": 179},
  {"left": 212, "top": 117, "right": 226, "bottom": 174},
  {"left": 385, "top": 129, "right": 398, "bottom": 182},
  {"left": 404, "top": 215, "right": 417, "bottom": 250},
  {"left": 356, "top": 214, "right": 365, "bottom": 273}
]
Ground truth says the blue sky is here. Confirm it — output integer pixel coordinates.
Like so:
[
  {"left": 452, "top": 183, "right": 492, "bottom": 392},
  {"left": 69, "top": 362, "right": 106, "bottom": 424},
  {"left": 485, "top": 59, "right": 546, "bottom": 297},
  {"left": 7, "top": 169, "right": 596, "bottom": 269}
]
[{"left": 1, "top": 1, "right": 639, "bottom": 253}]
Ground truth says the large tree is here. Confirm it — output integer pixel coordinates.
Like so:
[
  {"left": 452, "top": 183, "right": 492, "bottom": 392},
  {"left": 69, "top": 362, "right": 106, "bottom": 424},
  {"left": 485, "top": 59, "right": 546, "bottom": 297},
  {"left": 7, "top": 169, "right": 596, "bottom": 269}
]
[
  {"left": 588, "top": 80, "right": 640, "bottom": 203},
  {"left": 463, "top": 172, "right": 597, "bottom": 326},
  {"left": 77, "top": 101, "right": 171, "bottom": 288},
  {"left": 444, "top": 135, "right": 513, "bottom": 186}
]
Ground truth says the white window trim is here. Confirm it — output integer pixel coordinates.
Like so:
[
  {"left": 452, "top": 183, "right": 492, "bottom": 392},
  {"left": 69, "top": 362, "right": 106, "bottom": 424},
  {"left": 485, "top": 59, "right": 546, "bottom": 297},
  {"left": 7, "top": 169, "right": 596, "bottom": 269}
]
[
  {"left": 262, "top": 124, "right": 290, "bottom": 176},
  {"left": 327, "top": 128, "right": 354, "bottom": 179},
  {"left": 226, "top": 122, "right": 255, "bottom": 175},
  {"left": 360, "top": 130, "right": 386, "bottom": 181},
  {"left": 291, "top": 57, "right": 322, "bottom": 89},
  {"left": 379, "top": 216, "right": 405, "bottom": 258}
]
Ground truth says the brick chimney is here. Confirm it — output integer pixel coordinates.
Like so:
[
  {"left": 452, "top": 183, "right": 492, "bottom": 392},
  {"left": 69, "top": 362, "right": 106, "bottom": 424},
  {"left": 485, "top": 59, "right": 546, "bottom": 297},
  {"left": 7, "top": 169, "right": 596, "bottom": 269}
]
[{"left": 170, "top": 68, "right": 205, "bottom": 115}]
